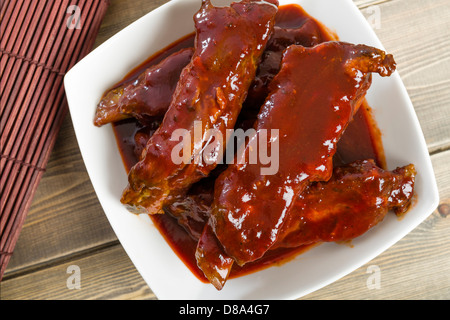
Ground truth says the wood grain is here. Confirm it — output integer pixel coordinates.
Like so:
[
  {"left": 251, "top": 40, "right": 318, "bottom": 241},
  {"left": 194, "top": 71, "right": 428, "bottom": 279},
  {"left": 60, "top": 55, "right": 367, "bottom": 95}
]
[
  {"left": 1, "top": 0, "right": 449, "bottom": 300},
  {"left": 354, "top": 0, "right": 392, "bottom": 9},
  {"left": 1, "top": 245, "right": 155, "bottom": 300},
  {"left": 365, "top": 0, "right": 450, "bottom": 153}
]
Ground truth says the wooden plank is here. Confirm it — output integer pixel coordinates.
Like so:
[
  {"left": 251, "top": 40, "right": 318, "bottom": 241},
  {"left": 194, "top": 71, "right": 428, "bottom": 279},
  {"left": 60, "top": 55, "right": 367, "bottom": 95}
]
[
  {"left": 93, "top": 0, "right": 170, "bottom": 49},
  {"left": 1, "top": 244, "right": 155, "bottom": 300},
  {"left": 362, "top": 0, "right": 450, "bottom": 153},
  {"left": 354, "top": 0, "right": 392, "bottom": 9}
]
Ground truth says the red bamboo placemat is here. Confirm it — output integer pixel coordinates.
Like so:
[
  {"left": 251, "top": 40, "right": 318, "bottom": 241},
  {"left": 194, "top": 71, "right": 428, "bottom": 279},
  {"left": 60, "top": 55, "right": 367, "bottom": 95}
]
[{"left": 0, "top": 0, "right": 110, "bottom": 280}]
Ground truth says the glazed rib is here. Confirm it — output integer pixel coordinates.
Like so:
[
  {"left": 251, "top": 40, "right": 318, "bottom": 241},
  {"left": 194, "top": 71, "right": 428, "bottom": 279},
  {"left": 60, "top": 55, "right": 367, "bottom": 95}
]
[
  {"left": 120, "top": 0, "right": 278, "bottom": 214},
  {"left": 273, "top": 160, "right": 416, "bottom": 248},
  {"left": 210, "top": 42, "right": 397, "bottom": 265},
  {"left": 93, "top": 47, "right": 194, "bottom": 126}
]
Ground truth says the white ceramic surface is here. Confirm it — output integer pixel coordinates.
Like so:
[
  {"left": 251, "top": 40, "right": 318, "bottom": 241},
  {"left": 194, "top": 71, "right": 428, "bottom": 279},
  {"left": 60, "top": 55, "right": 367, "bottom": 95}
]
[{"left": 64, "top": 0, "right": 439, "bottom": 300}]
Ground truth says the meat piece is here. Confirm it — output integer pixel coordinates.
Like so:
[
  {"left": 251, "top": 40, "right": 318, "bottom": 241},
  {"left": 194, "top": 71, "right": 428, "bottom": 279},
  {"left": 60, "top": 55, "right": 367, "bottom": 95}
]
[
  {"left": 210, "top": 42, "right": 397, "bottom": 265},
  {"left": 164, "top": 176, "right": 215, "bottom": 240},
  {"left": 121, "top": 0, "right": 278, "bottom": 214},
  {"left": 245, "top": 17, "right": 337, "bottom": 112},
  {"left": 195, "top": 160, "right": 415, "bottom": 289},
  {"left": 133, "top": 122, "right": 161, "bottom": 161},
  {"left": 195, "top": 223, "right": 234, "bottom": 290},
  {"left": 273, "top": 160, "right": 416, "bottom": 249},
  {"left": 93, "top": 47, "right": 194, "bottom": 126},
  {"left": 162, "top": 163, "right": 228, "bottom": 240}
]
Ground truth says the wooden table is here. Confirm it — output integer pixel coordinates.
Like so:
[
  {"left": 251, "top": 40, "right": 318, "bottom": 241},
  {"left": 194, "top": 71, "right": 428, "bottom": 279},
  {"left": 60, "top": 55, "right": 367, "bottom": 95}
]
[{"left": 1, "top": 0, "right": 449, "bottom": 300}]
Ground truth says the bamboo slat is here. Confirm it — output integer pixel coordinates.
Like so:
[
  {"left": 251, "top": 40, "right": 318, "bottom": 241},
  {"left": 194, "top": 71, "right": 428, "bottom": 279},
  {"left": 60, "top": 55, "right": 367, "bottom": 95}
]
[{"left": 0, "top": 0, "right": 110, "bottom": 280}]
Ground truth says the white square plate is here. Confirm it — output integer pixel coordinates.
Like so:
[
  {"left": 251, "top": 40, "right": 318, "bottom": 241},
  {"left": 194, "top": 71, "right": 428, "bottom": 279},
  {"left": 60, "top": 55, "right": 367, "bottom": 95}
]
[{"left": 64, "top": 0, "right": 439, "bottom": 299}]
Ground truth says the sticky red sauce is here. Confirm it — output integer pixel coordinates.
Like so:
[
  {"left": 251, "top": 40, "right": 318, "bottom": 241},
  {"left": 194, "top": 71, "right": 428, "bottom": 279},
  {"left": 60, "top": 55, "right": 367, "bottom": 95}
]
[{"left": 110, "top": 4, "right": 385, "bottom": 284}]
